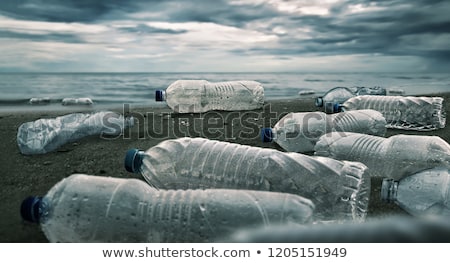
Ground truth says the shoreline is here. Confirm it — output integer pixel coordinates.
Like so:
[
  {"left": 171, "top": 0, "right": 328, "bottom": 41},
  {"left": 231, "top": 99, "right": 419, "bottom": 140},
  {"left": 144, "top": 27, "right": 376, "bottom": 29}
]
[
  {"left": 1, "top": 92, "right": 449, "bottom": 242},
  {"left": 1, "top": 90, "right": 448, "bottom": 116}
]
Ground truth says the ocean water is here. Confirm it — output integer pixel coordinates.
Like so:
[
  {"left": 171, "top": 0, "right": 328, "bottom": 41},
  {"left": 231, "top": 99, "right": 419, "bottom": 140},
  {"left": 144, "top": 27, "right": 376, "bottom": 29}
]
[{"left": 0, "top": 72, "right": 449, "bottom": 112}]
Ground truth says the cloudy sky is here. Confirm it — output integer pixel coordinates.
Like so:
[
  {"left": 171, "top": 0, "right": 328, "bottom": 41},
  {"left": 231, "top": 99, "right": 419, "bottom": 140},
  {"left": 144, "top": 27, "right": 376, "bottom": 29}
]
[{"left": 0, "top": 0, "right": 449, "bottom": 72}]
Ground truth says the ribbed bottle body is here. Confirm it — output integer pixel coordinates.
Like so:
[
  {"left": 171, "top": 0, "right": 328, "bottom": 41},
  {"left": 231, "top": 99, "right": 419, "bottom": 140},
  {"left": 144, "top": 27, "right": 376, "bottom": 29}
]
[
  {"left": 315, "top": 132, "right": 450, "bottom": 180},
  {"left": 17, "top": 111, "right": 132, "bottom": 155},
  {"left": 40, "top": 174, "right": 315, "bottom": 242},
  {"left": 138, "top": 137, "right": 370, "bottom": 222},
  {"left": 165, "top": 80, "right": 264, "bottom": 113},
  {"left": 342, "top": 95, "right": 446, "bottom": 131},
  {"left": 271, "top": 110, "right": 386, "bottom": 153}
]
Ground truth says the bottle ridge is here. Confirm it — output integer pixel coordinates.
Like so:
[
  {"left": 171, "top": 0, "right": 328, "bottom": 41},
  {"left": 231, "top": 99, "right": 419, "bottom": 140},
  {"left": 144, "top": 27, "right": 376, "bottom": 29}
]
[
  {"left": 125, "top": 137, "right": 370, "bottom": 223},
  {"left": 20, "top": 174, "right": 315, "bottom": 242}
]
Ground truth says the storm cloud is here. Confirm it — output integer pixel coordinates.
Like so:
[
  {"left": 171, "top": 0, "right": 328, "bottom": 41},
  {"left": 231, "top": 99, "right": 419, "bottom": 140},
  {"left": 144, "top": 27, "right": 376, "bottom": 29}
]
[{"left": 0, "top": 0, "right": 449, "bottom": 72}]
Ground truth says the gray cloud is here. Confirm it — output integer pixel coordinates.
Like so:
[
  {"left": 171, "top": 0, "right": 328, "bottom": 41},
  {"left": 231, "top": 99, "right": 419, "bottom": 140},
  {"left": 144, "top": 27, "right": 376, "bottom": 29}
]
[
  {"left": 0, "top": 30, "right": 84, "bottom": 43},
  {"left": 0, "top": 0, "right": 142, "bottom": 22},
  {"left": 248, "top": 1, "right": 450, "bottom": 61},
  {"left": 118, "top": 24, "right": 187, "bottom": 35},
  {"left": 0, "top": 0, "right": 449, "bottom": 71}
]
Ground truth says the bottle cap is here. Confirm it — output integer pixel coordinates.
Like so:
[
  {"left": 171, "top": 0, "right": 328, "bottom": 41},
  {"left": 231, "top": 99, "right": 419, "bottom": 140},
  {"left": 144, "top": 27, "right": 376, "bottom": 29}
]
[
  {"left": 334, "top": 103, "right": 342, "bottom": 113},
  {"left": 324, "top": 102, "right": 335, "bottom": 114},
  {"left": 155, "top": 90, "right": 165, "bottom": 101},
  {"left": 381, "top": 178, "right": 397, "bottom": 203},
  {"left": 315, "top": 97, "right": 324, "bottom": 107},
  {"left": 20, "top": 196, "right": 42, "bottom": 223},
  {"left": 124, "top": 149, "right": 144, "bottom": 173},
  {"left": 261, "top": 128, "right": 273, "bottom": 142}
]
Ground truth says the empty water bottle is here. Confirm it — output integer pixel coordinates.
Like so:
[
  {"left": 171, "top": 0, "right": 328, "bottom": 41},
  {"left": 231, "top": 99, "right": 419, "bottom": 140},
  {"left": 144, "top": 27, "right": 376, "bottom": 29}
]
[
  {"left": 29, "top": 97, "right": 51, "bottom": 105},
  {"left": 381, "top": 167, "right": 450, "bottom": 217},
  {"left": 20, "top": 174, "right": 315, "bottom": 242},
  {"left": 314, "top": 132, "right": 450, "bottom": 180},
  {"left": 315, "top": 87, "right": 355, "bottom": 110},
  {"left": 261, "top": 109, "right": 386, "bottom": 153},
  {"left": 125, "top": 137, "right": 370, "bottom": 223},
  {"left": 222, "top": 215, "right": 450, "bottom": 242},
  {"left": 155, "top": 79, "right": 264, "bottom": 113},
  {"left": 333, "top": 95, "right": 446, "bottom": 130},
  {"left": 62, "top": 97, "right": 93, "bottom": 106},
  {"left": 355, "top": 86, "right": 387, "bottom": 96},
  {"left": 17, "top": 111, "right": 134, "bottom": 155}
]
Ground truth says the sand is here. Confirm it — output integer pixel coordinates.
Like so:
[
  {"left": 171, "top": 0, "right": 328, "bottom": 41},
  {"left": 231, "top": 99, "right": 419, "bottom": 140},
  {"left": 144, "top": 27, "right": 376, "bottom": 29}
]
[{"left": 1, "top": 92, "right": 449, "bottom": 243}]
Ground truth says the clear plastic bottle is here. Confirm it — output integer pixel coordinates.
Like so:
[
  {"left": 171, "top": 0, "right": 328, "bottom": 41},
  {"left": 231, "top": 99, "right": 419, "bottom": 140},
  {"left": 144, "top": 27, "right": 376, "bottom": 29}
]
[
  {"left": 125, "top": 137, "right": 370, "bottom": 223},
  {"left": 61, "top": 97, "right": 93, "bottom": 106},
  {"left": 261, "top": 109, "right": 386, "bottom": 153},
  {"left": 20, "top": 174, "right": 315, "bottom": 243},
  {"left": 334, "top": 95, "right": 446, "bottom": 131},
  {"left": 222, "top": 215, "right": 450, "bottom": 242},
  {"left": 29, "top": 97, "right": 51, "bottom": 105},
  {"left": 355, "top": 86, "right": 387, "bottom": 96},
  {"left": 155, "top": 79, "right": 264, "bottom": 113},
  {"left": 315, "top": 87, "right": 356, "bottom": 110},
  {"left": 314, "top": 132, "right": 450, "bottom": 180},
  {"left": 381, "top": 167, "right": 450, "bottom": 217},
  {"left": 17, "top": 111, "right": 134, "bottom": 155}
]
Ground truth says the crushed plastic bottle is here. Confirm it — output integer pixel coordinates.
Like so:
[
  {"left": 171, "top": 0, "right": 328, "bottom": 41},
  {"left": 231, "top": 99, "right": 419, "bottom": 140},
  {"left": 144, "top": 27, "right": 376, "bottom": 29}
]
[
  {"left": 125, "top": 137, "right": 370, "bottom": 223},
  {"left": 261, "top": 109, "right": 386, "bottom": 153},
  {"left": 315, "top": 86, "right": 404, "bottom": 112},
  {"left": 20, "top": 174, "right": 315, "bottom": 243},
  {"left": 222, "top": 215, "right": 450, "bottom": 242},
  {"left": 381, "top": 167, "right": 450, "bottom": 217},
  {"left": 315, "top": 87, "right": 356, "bottom": 110},
  {"left": 17, "top": 111, "right": 134, "bottom": 155},
  {"left": 333, "top": 95, "right": 446, "bottom": 130},
  {"left": 29, "top": 97, "right": 51, "bottom": 105},
  {"left": 155, "top": 80, "right": 264, "bottom": 113},
  {"left": 355, "top": 86, "right": 387, "bottom": 96},
  {"left": 314, "top": 132, "right": 450, "bottom": 180},
  {"left": 62, "top": 97, "right": 93, "bottom": 106}
]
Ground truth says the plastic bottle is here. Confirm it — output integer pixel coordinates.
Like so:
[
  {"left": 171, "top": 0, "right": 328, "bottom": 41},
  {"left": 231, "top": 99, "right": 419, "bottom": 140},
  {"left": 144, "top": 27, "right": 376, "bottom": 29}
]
[
  {"left": 315, "top": 87, "right": 356, "bottom": 110},
  {"left": 314, "top": 132, "right": 450, "bottom": 180},
  {"left": 355, "top": 86, "right": 387, "bottom": 96},
  {"left": 17, "top": 111, "right": 134, "bottom": 155},
  {"left": 261, "top": 109, "right": 386, "bottom": 153},
  {"left": 333, "top": 95, "right": 446, "bottom": 130},
  {"left": 125, "top": 137, "right": 370, "bottom": 223},
  {"left": 222, "top": 215, "right": 450, "bottom": 242},
  {"left": 29, "top": 97, "right": 51, "bottom": 105},
  {"left": 62, "top": 97, "right": 93, "bottom": 106},
  {"left": 155, "top": 80, "right": 264, "bottom": 113},
  {"left": 381, "top": 167, "right": 450, "bottom": 217},
  {"left": 20, "top": 174, "right": 315, "bottom": 243}
]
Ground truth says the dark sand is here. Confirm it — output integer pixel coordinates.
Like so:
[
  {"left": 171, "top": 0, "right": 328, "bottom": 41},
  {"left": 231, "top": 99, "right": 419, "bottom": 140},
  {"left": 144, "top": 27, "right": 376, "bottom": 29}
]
[{"left": 1, "top": 93, "right": 449, "bottom": 243}]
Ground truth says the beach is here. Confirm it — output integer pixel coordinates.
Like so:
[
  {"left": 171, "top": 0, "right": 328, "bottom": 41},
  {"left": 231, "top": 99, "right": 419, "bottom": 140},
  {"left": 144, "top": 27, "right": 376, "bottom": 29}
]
[{"left": 1, "top": 92, "right": 449, "bottom": 243}]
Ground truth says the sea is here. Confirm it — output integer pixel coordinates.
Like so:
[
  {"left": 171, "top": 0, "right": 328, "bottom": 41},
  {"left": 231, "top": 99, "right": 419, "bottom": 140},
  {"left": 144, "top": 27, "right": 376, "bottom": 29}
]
[{"left": 0, "top": 72, "right": 449, "bottom": 112}]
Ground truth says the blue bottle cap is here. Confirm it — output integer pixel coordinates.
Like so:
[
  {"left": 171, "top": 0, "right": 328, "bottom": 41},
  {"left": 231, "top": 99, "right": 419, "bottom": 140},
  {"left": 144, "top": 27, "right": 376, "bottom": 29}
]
[
  {"left": 315, "top": 97, "right": 324, "bottom": 107},
  {"left": 124, "top": 149, "right": 144, "bottom": 173},
  {"left": 21, "top": 196, "right": 42, "bottom": 223},
  {"left": 155, "top": 90, "right": 164, "bottom": 101},
  {"left": 333, "top": 103, "right": 342, "bottom": 113},
  {"left": 261, "top": 128, "right": 273, "bottom": 142}
]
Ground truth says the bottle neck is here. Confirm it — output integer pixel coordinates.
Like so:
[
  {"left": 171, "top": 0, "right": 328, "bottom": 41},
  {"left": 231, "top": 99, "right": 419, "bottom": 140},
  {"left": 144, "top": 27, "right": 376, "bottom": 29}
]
[
  {"left": 21, "top": 196, "right": 49, "bottom": 223},
  {"left": 155, "top": 90, "right": 166, "bottom": 102},
  {"left": 381, "top": 179, "right": 398, "bottom": 203}
]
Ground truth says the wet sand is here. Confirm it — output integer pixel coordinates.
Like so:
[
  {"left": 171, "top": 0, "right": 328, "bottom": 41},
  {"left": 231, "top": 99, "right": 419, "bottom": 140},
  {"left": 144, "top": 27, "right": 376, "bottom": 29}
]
[{"left": 1, "top": 92, "right": 449, "bottom": 242}]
